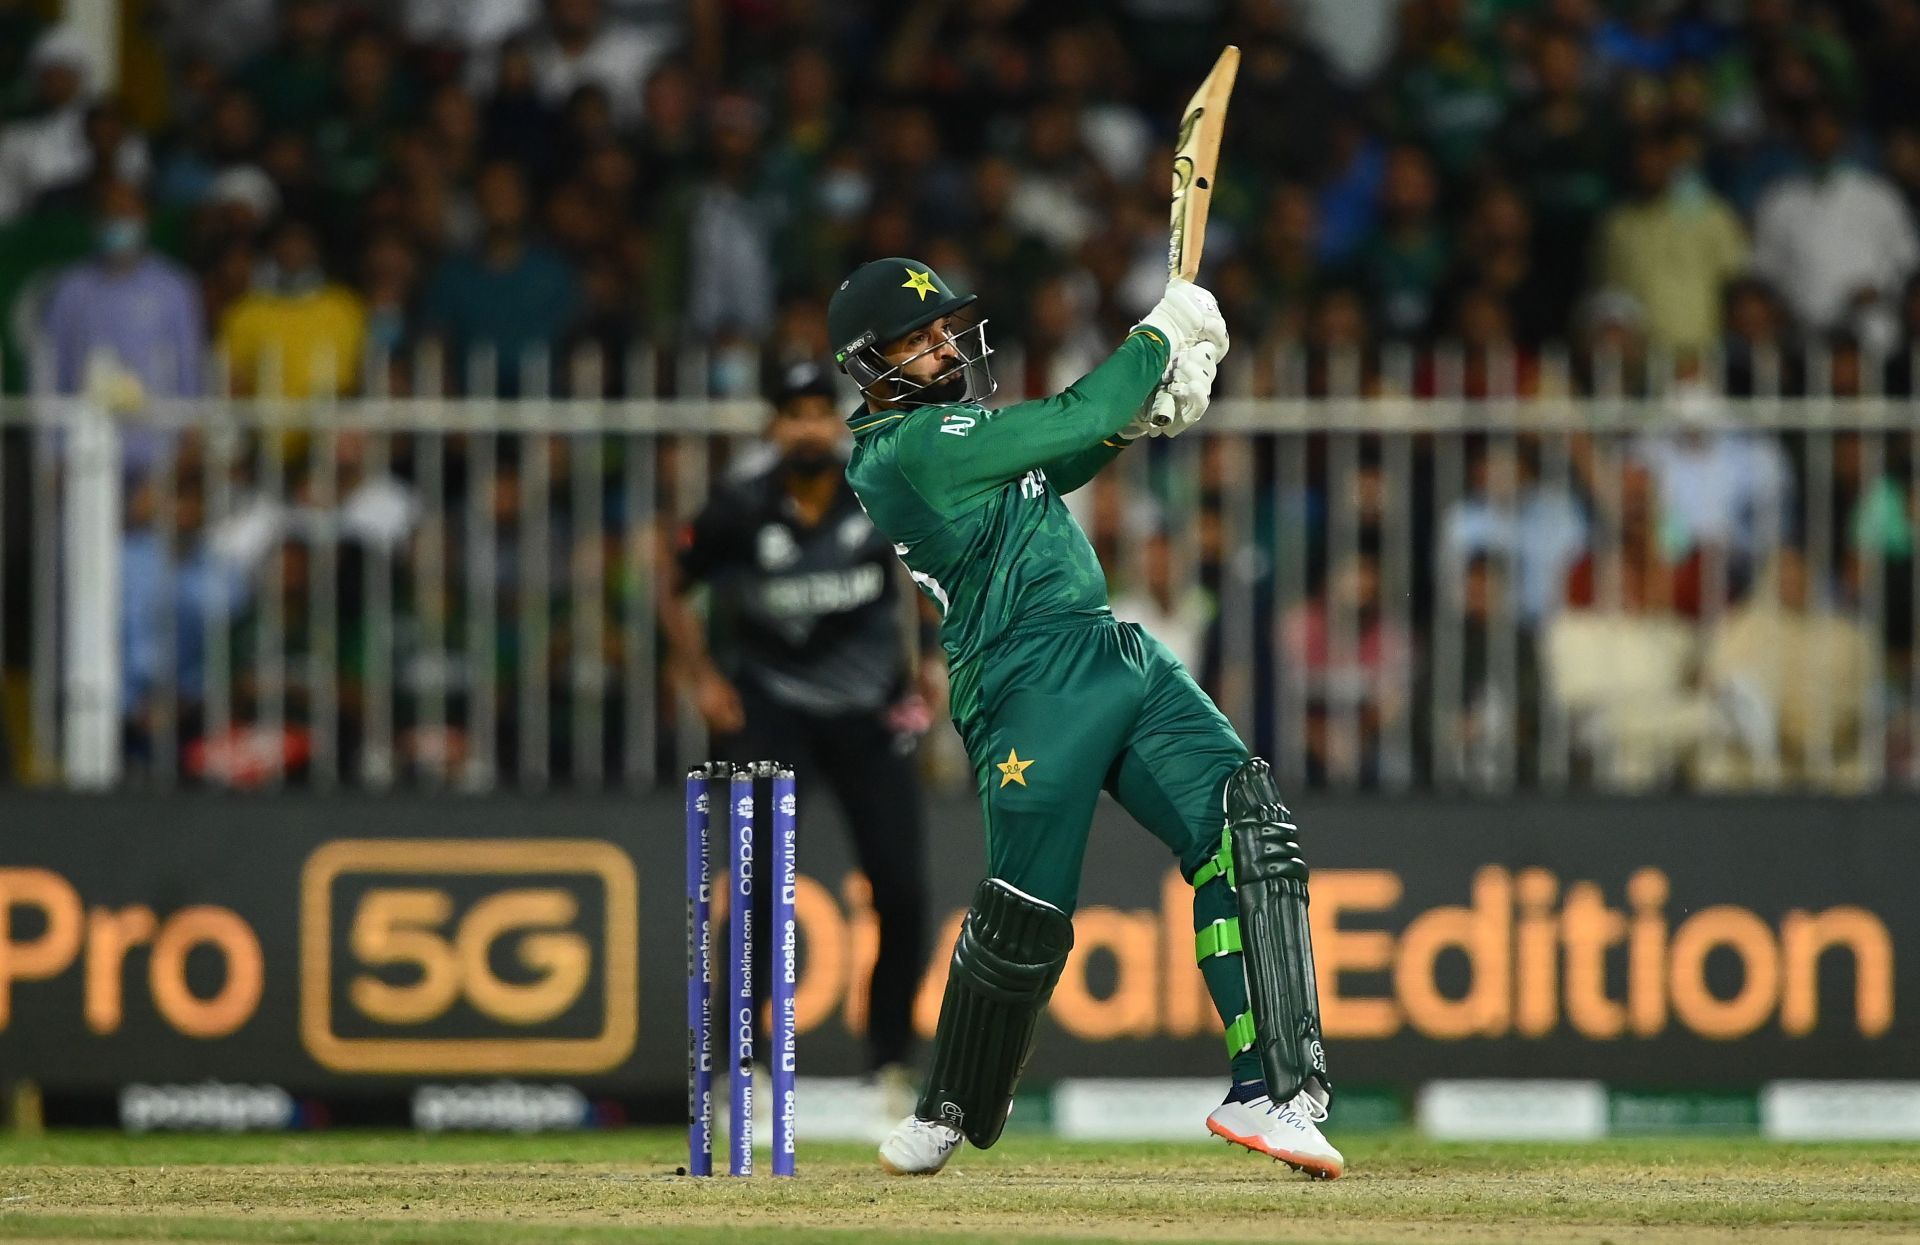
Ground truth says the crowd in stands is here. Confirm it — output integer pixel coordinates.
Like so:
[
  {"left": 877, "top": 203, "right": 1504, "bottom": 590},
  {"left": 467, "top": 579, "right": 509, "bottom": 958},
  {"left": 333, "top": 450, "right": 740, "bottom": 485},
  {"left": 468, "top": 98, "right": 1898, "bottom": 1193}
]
[{"left": 0, "top": 0, "right": 1915, "bottom": 792}]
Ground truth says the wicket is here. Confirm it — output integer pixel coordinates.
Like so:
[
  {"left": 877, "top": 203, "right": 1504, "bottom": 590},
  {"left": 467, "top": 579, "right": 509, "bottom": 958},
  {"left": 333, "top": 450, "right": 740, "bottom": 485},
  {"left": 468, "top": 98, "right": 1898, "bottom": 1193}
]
[{"left": 686, "top": 760, "right": 797, "bottom": 1177}]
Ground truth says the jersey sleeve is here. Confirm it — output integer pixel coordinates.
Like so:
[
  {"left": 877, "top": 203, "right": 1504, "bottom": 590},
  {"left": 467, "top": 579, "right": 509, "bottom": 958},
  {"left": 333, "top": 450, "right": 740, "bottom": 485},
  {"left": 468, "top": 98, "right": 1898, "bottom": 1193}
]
[
  {"left": 1041, "top": 440, "right": 1129, "bottom": 495},
  {"left": 896, "top": 328, "right": 1170, "bottom": 510},
  {"left": 675, "top": 491, "right": 746, "bottom": 587}
]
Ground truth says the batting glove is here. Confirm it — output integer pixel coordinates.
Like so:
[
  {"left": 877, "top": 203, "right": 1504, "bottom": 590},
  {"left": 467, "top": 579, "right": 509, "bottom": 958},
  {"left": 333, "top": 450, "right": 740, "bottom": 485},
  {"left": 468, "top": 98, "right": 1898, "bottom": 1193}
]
[
  {"left": 1137, "top": 277, "right": 1229, "bottom": 357},
  {"left": 1120, "top": 341, "right": 1220, "bottom": 441},
  {"left": 1147, "top": 341, "right": 1219, "bottom": 437}
]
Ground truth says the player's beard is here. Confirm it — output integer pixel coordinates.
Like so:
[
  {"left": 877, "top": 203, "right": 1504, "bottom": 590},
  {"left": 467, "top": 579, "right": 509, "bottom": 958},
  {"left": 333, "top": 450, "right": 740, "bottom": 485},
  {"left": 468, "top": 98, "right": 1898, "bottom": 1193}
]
[{"left": 909, "top": 370, "right": 968, "bottom": 405}]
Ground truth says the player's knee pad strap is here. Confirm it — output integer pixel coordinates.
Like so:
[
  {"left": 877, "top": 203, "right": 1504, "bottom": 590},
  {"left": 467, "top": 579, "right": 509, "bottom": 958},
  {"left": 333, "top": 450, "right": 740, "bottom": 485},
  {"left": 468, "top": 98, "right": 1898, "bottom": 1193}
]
[
  {"left": 1224, "top": 757, "right": 1332, "bottom": 1106},
  {"left": 918, "top": 878, "right": 1075, "bottom": 1149}
]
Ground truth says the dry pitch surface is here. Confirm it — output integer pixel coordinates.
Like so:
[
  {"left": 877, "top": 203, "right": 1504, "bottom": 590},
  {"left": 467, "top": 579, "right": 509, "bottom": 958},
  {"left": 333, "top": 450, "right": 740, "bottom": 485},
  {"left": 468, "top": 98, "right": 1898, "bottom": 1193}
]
[{"left": 2, "top": 1130, "right": 1917, "bottom": 1245}]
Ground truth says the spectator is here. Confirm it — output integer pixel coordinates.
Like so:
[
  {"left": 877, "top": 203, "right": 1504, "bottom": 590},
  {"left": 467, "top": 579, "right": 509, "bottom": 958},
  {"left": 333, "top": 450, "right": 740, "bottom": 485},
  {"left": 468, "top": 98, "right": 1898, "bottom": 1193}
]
[
  {"left": 492, "top": 0, "right": 676, "bottom": 131},
  {"left": 236, "top": 0, "right": 340, "bottom": 133},
  {"left": 219, "top": 216, "right": 366, "bottom": 397},
  {"left": 1433, "top": 552, "right": 1541, "bottom": 789},
  {"left": 1004, "top": 99, "right": 1103, "bottom": 254},
  {"left": 1446, "top": 180, "right": 1556, "bottom": 346},
  {"left": 1315, "top": 116, "right": 1388, "bottom": 266},
  {"left": 401, "top": 0, "right": 537, "bottom": 57},
  {"left": 1355, "top": 143, "right": 1449, "bottom": 339},
  {"left": 39, "top": 181, "right": 204, "bottom": 471},
  {"left": 33, "top": 101, "right": 151, "bottom": 216},
  {"left": 1442, "top": 439, "right": 1589, "bottom": 627},
  {"left": 1250, "top": 182, "right": 1326, "bottom": 340},
  {"left": 1698, "top": 545, "right": 1878, "bottom": 791},
  {"left": 1564, "top": 458, "right": 1711, "bottom": 617},
  {"left": 1111, "top": 526, "right": 1213, "bottom": 673},
  {"left": 679, "top": 95, "right": 776, "bottom": 344},
  {"left": 151, "top": 0, "right": 275, "bottom": 70},
  {"left": 479, "top": 36, "right": 562, "bottom": 185},
  {"left": 1228, "top": 0, "right": 1347, "bottom": 186},
  {"left": 0, "top": 26, "right": 96, "bottom": 223},
  {"left": 359, "top": 228, "right": 421, "bottom": 366},
  {"left": 1720, "top": 274, "right": 1804, "bottom": 397},
  {"left": 120, "top": 458, "right": 251, "bottom": 770},
  {"left": 1043, "top": 23, "right": 1151, "bottom": 184},
  {"left": 1630, "top": 367, "right": 1793, "bottom": 569},
  {"left": 1278, "top": 540, "right": 1414, "bottom": 785},
  {"left": 315, "top": 26, "right": 418, "bottom": 211},
  {"left": 1596, "top": 127, "right": 1748, "bottom": 355},
  {"left": 1391, "top": 0, "right": 1508, "bottom": 180},
  {"left": 1009, "top": 273, "right": 1107, "bottom": 399},
  {"left": 1546, "top": 477, "right": 1718, "bottom": 788},
  {"left": 630, "top": 60, "right": 699, "bottom": 199},
  {"left": 1495, "top": 20, "right": 1620, "bottom": 335},
  {"left": 421, "top": 160, "right": 580, "bottom": 395},
  {"left": 152, "top": 86, "right": 264, "bottom": 209},
  {"left": 1754, "top": 98, "right": 1919, "bottom": 345}
]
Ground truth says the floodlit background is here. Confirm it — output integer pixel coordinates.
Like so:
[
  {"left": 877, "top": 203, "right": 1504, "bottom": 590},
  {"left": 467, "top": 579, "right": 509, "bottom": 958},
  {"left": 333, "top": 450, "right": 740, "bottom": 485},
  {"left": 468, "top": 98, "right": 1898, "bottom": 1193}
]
[{"left": 0, "top": 0, "right": 1915, "bottom": 1146}]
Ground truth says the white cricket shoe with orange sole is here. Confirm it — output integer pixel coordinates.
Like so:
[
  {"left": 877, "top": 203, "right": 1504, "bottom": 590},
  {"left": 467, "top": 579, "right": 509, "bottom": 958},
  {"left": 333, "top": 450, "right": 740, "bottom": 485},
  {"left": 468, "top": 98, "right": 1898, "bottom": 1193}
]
[
  {"left": 878, "top": 1114, "right": 963, "bottom": 1175},
  {"left": 1206, "top": 1087, "right": 1343, "bottom": 1179}
]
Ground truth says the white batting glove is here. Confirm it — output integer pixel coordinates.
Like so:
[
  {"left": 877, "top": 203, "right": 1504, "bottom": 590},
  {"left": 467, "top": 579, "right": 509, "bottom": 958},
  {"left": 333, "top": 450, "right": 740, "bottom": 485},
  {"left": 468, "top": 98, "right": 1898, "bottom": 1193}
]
[
  {"left": 1137, "top": 277, "right": 1229, "bottom": 357},
  {"left": 1148, "top": 341, "right": 1219, "bottom": 438},
  {"left": 1119, "top": 341, "right": 1220, "bottom": 441}
]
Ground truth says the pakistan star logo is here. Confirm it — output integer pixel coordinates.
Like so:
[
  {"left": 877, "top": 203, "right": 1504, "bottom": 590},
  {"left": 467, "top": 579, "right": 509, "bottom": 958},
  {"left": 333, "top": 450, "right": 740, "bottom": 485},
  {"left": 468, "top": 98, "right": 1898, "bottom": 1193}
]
[
  {"left": 997, "top": 748, "right": 1035, "bottom": 788},
  {"left": 902, "top": 267, "right": 938, "bottom": 300}
]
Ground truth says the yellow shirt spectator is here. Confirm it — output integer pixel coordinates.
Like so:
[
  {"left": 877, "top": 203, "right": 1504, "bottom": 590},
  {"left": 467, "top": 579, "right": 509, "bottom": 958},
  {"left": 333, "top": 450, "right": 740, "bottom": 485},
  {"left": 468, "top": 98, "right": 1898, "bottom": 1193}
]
[
  {"left": 218, "top": 217, "right": 367, "bottom": 398},
  {"left": 219, "top": 280, "right": 367, "bottom": 398},
  {"left": 1598, "top": 135, "right": 1748, "bottom": 355}
]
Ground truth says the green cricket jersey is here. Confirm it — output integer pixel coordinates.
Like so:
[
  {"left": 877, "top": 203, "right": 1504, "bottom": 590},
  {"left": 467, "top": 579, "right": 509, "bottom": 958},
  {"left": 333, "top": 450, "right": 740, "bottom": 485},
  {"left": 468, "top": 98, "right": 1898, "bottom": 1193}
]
[{"left": 843, "top": 327, "right": 1171, "bottom": 721}]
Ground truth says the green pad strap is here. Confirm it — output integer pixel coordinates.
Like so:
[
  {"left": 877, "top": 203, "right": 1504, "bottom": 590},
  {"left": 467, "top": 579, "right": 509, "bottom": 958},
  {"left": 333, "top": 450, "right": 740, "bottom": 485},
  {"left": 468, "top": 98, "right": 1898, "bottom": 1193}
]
[
  {"left": 1224, "top": 1010, "right": 1257, "bottom": 1056},
  {"left": 1195, "top": 917, "right": 1243, "bottom": 961},
  {"left": 1190, "top": 828, "right": 1236, "bottom": 890}
]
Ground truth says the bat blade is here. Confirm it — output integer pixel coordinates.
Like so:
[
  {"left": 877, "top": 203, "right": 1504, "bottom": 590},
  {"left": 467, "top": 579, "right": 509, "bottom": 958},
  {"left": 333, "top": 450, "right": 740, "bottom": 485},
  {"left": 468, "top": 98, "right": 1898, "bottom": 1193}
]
[{"left": 1168, "top": 45, "right": 1240, "bottom": 283}]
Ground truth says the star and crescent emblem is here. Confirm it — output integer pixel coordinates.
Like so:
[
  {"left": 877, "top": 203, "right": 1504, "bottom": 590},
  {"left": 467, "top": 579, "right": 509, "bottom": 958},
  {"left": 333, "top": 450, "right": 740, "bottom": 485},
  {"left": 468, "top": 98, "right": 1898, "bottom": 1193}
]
[
  {"left": 997, "top": 748, "right": 1035, "bottom": 788},
  {"left": 902, "top": 267, "right": 938, "bottom": 300}
]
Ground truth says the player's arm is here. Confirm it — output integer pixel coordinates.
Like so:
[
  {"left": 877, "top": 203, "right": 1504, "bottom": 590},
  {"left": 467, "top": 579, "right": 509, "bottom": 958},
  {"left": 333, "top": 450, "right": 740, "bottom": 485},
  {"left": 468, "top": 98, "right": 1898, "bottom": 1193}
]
[
  {"left": 898, "top": 280, "right": 1223, "bottom": 504},
  {"left": 1037, "top": 439, "right": 1130, "bottom": 496},
  {"left": 897, "top": 327, "right": 1168, "bottom": 504},
  {"left": 656, "top": 501, "right": 746, "bottom": 734},
  {"left": 1033, "top": 334, "right": 1229, "bottom": 495}
]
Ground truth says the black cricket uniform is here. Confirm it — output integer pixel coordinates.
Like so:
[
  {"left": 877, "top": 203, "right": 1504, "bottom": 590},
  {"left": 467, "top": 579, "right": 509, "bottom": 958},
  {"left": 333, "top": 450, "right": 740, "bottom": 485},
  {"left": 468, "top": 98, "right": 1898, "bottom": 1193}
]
[{"left": 679, "top": 455, "right": 930, "bottom": 1071}]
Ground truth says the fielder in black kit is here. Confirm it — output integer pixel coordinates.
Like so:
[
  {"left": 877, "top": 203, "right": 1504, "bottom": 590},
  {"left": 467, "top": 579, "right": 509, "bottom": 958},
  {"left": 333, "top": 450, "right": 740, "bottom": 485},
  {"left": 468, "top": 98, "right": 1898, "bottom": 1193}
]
[{"left": 661, "top": 362, "right": 939, "bottom": 1097}]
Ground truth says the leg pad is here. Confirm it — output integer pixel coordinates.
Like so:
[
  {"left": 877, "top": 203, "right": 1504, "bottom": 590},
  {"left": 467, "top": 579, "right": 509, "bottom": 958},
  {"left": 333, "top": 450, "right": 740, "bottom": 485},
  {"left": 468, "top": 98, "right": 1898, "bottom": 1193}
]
[
  {"left": 917, "top": 878, "right": 1075, "bottom": 1148},
  {"left": 1225, "top": 757, "right": 1332, "bottom": 1106}
]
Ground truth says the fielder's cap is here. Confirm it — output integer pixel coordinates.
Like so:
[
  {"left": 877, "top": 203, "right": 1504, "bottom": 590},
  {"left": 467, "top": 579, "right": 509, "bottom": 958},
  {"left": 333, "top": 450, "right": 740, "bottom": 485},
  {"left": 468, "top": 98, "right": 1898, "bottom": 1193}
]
[{"left": 771, "top": 360, "right": 836, "bottom": 406}]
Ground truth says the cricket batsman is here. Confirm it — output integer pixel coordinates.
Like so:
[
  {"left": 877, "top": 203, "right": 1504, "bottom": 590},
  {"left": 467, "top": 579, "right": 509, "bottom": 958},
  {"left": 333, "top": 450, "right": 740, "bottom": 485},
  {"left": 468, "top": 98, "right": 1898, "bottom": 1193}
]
[{"left": 830, "top": 257, "right": 1341, "bottom": 1179}]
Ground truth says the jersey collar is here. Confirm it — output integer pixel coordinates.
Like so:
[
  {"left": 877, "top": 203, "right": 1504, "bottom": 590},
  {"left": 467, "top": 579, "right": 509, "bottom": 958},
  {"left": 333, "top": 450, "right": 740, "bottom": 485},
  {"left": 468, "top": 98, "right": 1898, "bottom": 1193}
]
[{"left": 847, "top": 402, "right": 908, "bottom": 439}]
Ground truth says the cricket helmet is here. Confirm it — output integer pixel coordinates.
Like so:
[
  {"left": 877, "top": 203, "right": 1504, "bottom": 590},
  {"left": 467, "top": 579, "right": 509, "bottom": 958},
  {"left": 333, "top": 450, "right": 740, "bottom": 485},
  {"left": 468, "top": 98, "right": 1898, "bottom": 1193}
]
[{"left": 828, "top": 257, "right": 996, "bottom": 406}]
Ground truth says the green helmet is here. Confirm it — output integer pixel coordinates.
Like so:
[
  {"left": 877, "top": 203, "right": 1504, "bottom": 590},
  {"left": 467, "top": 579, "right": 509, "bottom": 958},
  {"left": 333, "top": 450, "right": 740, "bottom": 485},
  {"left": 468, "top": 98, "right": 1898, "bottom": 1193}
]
[{"left": 828, "top": 257, "right": 996, "bottom": 406}]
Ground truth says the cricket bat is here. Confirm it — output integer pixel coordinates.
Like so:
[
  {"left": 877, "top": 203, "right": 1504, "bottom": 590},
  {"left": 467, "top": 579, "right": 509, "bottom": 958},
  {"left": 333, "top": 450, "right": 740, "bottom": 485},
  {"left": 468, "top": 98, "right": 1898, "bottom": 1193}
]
[
  {"left": 1167, "top": 44, "right": 1240, "bottom": 282},
  {"left": 1154, "top": 45, "right": 1239, "bottom": 426}
]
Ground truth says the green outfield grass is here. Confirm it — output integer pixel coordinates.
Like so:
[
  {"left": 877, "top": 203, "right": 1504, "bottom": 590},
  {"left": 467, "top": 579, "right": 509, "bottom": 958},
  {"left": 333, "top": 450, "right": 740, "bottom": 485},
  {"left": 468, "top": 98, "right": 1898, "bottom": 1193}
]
[{"left": 1, "top": 1130, "right": 1916, "bottom": 1245}]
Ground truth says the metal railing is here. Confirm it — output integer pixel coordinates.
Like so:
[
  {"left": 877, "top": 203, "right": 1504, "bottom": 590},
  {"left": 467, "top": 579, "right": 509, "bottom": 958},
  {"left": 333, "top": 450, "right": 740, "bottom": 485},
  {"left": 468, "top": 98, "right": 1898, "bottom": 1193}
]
[{"left": 1, "top": 338, "right": 1915, "bottom": 795}]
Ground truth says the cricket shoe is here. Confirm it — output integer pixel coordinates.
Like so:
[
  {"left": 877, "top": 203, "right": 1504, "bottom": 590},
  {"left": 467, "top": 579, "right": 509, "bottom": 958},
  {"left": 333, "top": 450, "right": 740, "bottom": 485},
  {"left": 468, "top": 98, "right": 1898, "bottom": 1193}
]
[
  {"left": 878, "top": 1114, "right": 962, "bottom": 1175},
  {"left": 1206, "top": 1085, "right": 1343, "bottom": 1180}
]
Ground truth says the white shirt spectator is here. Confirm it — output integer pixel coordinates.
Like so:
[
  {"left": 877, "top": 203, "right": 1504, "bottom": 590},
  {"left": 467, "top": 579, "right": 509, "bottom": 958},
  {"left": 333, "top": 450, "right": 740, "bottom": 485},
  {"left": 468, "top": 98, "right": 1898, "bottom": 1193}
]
[
  {"left": 524, "top": 18, "right": 673, "bottom": 129},
  {"left": 1753, "top": 165, "right": 1920, "bottom": 331},
  {"left": 402, "top": 0, "right": 538, "bottom": 52},
  {"left": 1442, "top": 485, "right": 1589, "bottom": 626},
  {"left": 1632, "top": 427, "right": 1793, "bottom": 559},
  {"left": 0, "top": 107, "right": 88, "bottom": 221}
]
